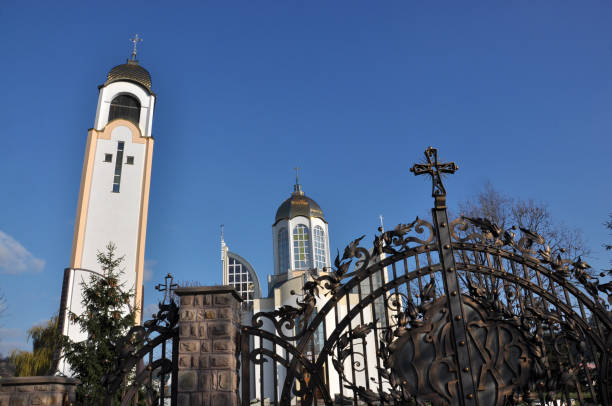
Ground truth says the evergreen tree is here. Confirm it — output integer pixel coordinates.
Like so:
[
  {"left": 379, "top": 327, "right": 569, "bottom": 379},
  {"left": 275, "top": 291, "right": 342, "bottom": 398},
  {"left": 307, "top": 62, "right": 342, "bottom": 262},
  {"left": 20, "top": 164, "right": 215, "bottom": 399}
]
[
  {"left": 10, "top": 316, "right": 59, "bottom": 376},
  {"left": 61, "top": 242, "right": 136, "bottom": 404}
]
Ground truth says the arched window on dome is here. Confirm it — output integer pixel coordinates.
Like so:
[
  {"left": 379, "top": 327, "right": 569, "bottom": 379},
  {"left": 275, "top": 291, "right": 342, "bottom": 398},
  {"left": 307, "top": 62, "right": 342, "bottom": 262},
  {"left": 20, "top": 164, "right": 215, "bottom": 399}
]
[
  {"left": 293, "top": 225, "right": 312, "bottom": 270},
  {"left": 278, "top": 227, "right": 289, "bottom": 273},
  {"left": 313, "top": 225, "right": 327, "bottom": 269},
  {"left": 108, "top": 94, "right": 141, "bottom": 125}
]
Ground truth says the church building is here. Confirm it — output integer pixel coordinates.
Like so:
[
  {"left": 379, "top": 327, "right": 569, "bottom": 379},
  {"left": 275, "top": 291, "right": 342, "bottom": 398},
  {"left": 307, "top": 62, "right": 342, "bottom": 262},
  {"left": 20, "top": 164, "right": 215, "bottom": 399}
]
[
  {"left": 57, "top": 41, "right": 155, "bottom": 375},
  {"left": 225, "top": 177, "right": 385, "bottom": 402},
  {"left": 222, "top": 174, "right": 331, "bottom": 309},
  {"left": 54, "top": 42, "right": 383, "bottom": 399}
]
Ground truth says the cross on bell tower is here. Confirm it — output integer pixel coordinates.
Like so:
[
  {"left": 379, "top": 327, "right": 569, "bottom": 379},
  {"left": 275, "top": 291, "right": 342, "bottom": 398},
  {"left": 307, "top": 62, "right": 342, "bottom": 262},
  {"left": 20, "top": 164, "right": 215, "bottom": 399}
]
[
  {"left": 130, "top": 34, "right": 143, "bottom": 61},
  {"left": 410, "top": 146, "right": 458, "bottom": 207},
  {"left": 293, "top": 166, "right": 303, "bottom": 195}
]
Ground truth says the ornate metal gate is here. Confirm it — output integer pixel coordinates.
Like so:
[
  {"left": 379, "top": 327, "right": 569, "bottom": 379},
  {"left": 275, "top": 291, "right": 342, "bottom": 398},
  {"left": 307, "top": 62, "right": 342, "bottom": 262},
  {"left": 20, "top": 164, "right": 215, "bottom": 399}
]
[
  {"left": 241, "top": 147, "right": 612, "bottom": 405},
  {"left": 103, "top": 274, "right": 179, "bottom": 406}
]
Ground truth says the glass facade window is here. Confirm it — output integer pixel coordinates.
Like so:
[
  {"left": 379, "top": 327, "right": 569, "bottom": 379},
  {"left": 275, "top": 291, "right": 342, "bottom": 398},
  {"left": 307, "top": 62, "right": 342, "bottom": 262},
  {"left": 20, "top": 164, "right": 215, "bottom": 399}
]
[
  {"left": 293, "top": 225, "right": 312, "bottom": 269},
  {"left": 278, "top": 227, "right": 289, "bottom": 273},
  {"left": 108, "top": 95, "right": 141, "bottom": 125},
  {"left": 227, "top": 257, "right": 255, "bottom": 305},
  {"left": 313, "top": 225, "right": 326, "bottom": 269},
  {"left": 104, "top": 153, "right": 112, "bottom": 162}
]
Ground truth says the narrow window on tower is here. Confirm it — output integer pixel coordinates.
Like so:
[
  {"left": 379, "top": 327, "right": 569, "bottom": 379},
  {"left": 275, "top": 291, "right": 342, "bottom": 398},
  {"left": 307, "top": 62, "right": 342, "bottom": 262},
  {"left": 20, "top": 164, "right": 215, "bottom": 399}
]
[
  {"left": 278, "top": 227, "right": 289, "bottom": 273},
  {"left": 293, "top": 224, "right": 312, "bottom": 269},
  {"left": 112, "top": 141, "right": 125, "bottom": 193},
  {"left": 313, "top": 225, "right": 327, "bottom": 269}
]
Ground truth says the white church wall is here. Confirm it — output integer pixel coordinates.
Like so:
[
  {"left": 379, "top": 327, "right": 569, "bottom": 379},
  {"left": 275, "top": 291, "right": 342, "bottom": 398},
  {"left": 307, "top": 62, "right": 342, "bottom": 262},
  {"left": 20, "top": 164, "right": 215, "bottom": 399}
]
[
  {"left": 57, "top": 267, "right": 113, "bottom": 376},
  {"left": 79, "top": 125, "right": 145, "bottom": 292},
  {"left": 317, "top": 293, "right": 379, "bottom": 400},
  {"left": 251, "top": 297, "right": 282, "bottom": 403},
  {"left": 253, "top": 271, "right": 382, "bottom": 402}
]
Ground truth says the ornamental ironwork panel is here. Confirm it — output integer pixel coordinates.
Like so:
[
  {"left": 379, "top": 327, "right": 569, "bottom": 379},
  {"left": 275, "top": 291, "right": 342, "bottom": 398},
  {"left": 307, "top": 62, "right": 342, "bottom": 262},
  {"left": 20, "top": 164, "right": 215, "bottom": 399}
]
[
  {"left": 240, "top": 147, "right": 612, "bottom": 406},
  {"left": 102, "top": 274, "right": 179, "bottom": 406}
]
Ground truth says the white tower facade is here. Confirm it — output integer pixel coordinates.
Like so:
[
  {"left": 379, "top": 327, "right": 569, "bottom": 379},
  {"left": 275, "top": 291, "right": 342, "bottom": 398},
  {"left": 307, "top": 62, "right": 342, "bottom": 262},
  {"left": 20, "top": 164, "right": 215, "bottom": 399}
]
[{"left": 57, "top": 59, "right": 156, "bottom": 374}]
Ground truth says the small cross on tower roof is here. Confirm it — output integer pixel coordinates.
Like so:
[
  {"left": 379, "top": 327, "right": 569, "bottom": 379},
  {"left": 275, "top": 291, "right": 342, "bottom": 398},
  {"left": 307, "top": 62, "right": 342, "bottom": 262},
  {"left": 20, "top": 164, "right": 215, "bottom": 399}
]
[
  {"left": 410, "top": 147, "right": 458, "bottom": 207},
  {"left": 129, "top": 34, "right": 143, "bottom": 61},
  {"left": 293, "top": 166, "right": 304, "bottom": 195}
]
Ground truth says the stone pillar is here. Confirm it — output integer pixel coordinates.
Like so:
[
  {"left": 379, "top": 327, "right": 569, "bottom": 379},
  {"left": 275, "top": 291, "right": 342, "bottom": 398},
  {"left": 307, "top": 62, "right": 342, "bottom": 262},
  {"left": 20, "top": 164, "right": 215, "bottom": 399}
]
[
  {"left": 0, "top": 376, "right": 78, "bottom": 406},
  {"left": 175, "top": 286, "right": 242, "bottom": 406}
]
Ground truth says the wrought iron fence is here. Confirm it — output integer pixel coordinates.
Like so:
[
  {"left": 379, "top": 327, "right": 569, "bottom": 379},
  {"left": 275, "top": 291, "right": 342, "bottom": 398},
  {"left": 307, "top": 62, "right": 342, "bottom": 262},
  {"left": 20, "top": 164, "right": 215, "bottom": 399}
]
[
  {"left": 103, "top": 274, "right": 179, "bottom": 406},
  {"left": 239, "top": 147, "right": 612, "bottom": 406}
]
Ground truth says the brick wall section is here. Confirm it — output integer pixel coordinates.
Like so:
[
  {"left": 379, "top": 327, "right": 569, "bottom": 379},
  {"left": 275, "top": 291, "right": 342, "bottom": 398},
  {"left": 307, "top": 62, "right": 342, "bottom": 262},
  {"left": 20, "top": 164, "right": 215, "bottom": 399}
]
[
  {"left": 175, "top": 286, "right": 242, "bottom": 406},
  {"left": 0, "top": 376, "right": 78, "bottom": 406}
]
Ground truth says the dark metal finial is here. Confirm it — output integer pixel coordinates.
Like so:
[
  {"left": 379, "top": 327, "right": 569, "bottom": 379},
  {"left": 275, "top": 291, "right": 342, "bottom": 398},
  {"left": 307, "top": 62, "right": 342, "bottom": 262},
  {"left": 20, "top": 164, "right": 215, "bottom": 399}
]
[
  {"left": 410, "top": 147, "right": 458, "bottom": 207},
  {"left": 155, "top": 273, "right": 178, "bottom": 304},
  {"left": 293, "top": 166, "right": 303, "bottom": 195},
  {"left": 129, "top": 34, "right": 143, "bottom": 61}
]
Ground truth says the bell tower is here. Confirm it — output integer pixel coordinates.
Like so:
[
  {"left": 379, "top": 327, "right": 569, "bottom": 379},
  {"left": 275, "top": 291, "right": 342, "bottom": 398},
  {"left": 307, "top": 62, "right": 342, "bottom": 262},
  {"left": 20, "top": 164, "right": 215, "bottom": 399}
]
[
  {"left": 57, "top": 37, "right": 156, "bottom": 374},
  {"left": 272, "top": 171, "right": 330, "bottom": 279}
]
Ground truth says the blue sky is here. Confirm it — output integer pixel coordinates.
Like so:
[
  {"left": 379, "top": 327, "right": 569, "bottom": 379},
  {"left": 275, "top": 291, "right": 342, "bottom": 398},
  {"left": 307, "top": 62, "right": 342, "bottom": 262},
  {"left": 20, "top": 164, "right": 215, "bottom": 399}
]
[{"left": 0, "top": 2, "right": 610, "bottom": 354}]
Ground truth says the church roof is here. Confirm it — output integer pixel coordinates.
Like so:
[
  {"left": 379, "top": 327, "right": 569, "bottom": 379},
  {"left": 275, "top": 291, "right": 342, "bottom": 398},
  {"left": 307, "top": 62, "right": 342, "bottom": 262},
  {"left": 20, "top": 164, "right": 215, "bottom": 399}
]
[
  {"left": 274, "top": 183, "right": 326, "bottom": 224},
  {"left": 105, "top": 60, "right": 152, "bottom": 92}
]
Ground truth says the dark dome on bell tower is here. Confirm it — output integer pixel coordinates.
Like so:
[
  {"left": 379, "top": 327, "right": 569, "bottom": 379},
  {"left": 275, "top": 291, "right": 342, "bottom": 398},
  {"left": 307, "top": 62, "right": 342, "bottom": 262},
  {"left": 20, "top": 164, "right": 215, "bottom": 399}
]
[
  {"left": 274, "top": 182, "right": 326, "bottom": 225},
  {"left": 105, "top": 60, "right": 152, "bottom": 92}
]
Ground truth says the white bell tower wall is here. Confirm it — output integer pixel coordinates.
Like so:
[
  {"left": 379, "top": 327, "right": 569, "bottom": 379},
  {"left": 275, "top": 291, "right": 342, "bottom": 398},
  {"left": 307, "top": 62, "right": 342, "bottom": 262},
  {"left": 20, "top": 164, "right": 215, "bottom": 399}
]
[{"left": 58, "top": 78, "right": 155, "bottom": 375}]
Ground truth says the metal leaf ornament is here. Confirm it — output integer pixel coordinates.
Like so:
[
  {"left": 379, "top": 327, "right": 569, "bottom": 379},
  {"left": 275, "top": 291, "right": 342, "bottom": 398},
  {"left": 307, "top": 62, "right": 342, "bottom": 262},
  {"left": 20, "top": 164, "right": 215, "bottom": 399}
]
[
  {"left": 343, "top": 235, "right": 365, "bottom": 261},
  {"left": 463, "top": 216, "right": 502, "bottom": 239},
  {"left": 420, "top": 280, "right": 435, "bottom": 302},
  {"left": 519, "top": 227, "right": 545, "bottom": 248}
]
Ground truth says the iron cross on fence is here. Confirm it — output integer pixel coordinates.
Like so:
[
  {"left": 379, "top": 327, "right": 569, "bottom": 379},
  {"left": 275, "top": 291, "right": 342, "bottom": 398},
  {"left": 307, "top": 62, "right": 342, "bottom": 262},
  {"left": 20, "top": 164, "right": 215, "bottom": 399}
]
[
  {"left": 155, "top": 273, "right": 178, "bottom": 304},
  {"left": 410, "top": 146, "right": 458, "bottom": 207}
]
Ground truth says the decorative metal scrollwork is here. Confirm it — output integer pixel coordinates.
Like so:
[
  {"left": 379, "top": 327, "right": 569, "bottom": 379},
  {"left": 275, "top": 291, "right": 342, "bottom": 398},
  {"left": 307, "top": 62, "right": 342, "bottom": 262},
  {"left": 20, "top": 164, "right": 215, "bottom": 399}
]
[
  {"left": 452, "top": 215, "right": 612, "bottom": 309},
  {"left": 329, "top": 288, "right": 604, "bottom": 405},
  {"left": 103, "top": 290, "right": 179, "bottom": 406},
  {"left": 241, "top": 148, "right": 612, "bottom": 406},
  {"left": 252, "top": 220, "right": 438, "bottom": 342}
]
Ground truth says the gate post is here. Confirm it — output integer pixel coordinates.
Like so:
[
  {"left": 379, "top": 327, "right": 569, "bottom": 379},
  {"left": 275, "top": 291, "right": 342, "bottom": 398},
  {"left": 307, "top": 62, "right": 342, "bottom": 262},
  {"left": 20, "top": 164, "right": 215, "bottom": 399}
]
[
  {"left": 411, "top": 147, "right": 477, "bottom": 405},
  {"left": 175, "top": 286, "right": 242, "bottom": 406}
]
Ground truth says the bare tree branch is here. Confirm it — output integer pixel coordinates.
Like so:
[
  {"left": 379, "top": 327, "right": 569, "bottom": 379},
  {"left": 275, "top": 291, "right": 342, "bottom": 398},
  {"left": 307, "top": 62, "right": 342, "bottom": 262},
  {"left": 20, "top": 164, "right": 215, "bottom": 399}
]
[{"left": 458, "top": 181, "right": 590, "bottom": 261}]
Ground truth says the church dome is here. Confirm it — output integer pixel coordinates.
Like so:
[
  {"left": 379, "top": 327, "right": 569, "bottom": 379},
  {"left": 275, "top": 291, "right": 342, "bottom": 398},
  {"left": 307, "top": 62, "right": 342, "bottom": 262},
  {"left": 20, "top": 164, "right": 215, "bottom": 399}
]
[
  {"left": 274, "top": 184, "right": 326, "bottom": 224},
  {"left": 105, "top": 60, "right": 152, "bottom": 92}
]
